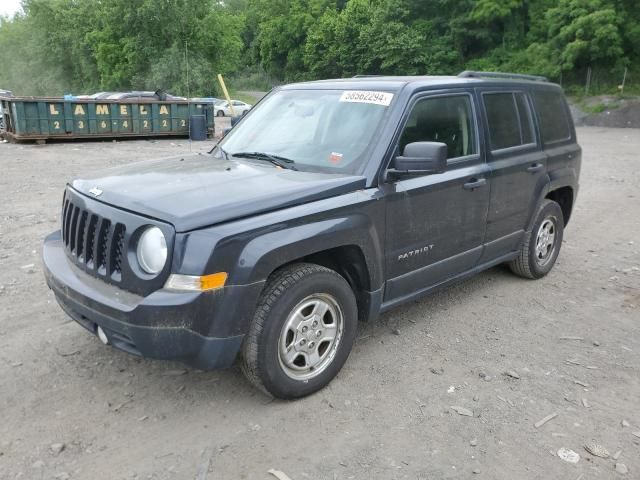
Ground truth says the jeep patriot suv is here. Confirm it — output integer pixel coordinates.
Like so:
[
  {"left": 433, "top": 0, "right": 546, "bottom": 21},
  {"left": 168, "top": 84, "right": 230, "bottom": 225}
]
[{"left": 43, "top": 71, "right": 581, "bottom": 398}]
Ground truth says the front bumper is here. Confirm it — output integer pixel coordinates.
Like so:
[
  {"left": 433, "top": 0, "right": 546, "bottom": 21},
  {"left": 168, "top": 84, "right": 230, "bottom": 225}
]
[{"left": 43, "top": 231, "right": 264, "bottom": 369}]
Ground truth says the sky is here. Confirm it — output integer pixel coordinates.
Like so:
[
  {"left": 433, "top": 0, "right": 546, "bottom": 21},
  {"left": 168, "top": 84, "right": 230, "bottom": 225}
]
[{"left": 0, "top": 0, "right": 23, "bottom": 18}]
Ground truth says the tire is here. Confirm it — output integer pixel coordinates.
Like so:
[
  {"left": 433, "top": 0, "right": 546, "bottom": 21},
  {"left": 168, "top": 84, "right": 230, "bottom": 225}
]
[
  {"left": 216, "top": 110, "right": 225, "bottom": 117},
  {"left": 241, "top": 263, "right": 358, "bottom": 399},
  {"left": 509, "top": 199, "right": 564, "bottom": 279}
]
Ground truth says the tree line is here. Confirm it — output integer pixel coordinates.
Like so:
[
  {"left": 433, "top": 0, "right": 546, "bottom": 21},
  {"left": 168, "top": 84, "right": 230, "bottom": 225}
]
[{"left": 0, "top": 0, "right": 637, "bottom": 97}]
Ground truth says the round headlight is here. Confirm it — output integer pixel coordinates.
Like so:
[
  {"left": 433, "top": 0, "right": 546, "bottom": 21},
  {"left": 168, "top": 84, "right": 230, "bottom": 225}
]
[{"left": 136, "top": 227, "right": 167, "bottom": 275}]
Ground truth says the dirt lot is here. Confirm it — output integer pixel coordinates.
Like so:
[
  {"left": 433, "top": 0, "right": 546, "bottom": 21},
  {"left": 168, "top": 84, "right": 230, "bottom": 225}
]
[{"left": 0, "top": 127, "right": 638, "bottom": 480}]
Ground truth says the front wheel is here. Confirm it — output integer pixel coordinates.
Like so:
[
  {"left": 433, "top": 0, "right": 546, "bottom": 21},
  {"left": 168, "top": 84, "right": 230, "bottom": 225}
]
[
  {"left": 509, "top": 199, "right": 564, "bottom": 279},
  {"left": 241, "top": 263, "right": 358, "bottom": 399}
]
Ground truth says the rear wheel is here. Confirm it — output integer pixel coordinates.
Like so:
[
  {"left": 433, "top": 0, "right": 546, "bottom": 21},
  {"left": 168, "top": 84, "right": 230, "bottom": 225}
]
[
  {"left": 509, "top": 199, "right": 564, "bottom": 279},
  {"left": 241, "top": 263, "right": 358, "bottom": 399}
]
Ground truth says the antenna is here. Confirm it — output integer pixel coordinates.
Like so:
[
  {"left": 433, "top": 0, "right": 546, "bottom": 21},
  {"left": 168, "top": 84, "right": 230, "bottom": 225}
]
[
  {"left": 185, "top": 39, "right": 191, "bottom": 152},
  {"left": 185, "top": 40, "right": 191, "bottom": 99}
]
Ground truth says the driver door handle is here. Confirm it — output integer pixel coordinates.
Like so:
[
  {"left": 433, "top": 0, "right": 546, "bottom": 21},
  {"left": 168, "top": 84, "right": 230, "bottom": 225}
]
[
  {"left": 527, "top": 163, "right": 544, "bottom": 173},
  {"left": 463, "top": 178, "right": 487, "bottom": 190}
]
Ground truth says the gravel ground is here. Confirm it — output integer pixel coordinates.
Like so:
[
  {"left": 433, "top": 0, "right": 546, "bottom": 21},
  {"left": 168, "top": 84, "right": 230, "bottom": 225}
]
[{"left": 0, "top": 127, "right": 638, "bottom": 480}]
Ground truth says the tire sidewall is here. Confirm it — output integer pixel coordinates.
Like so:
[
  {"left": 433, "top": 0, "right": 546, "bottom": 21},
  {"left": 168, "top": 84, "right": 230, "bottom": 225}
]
[
  {"left": 528, "top": 201, "right": 564, "bottom": 278},
  {"left": 258, "top": 271, "right": 358, "bottom": 398}
]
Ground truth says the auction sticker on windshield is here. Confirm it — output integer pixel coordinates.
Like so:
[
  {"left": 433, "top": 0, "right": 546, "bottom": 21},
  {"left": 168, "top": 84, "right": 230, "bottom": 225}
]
[{"left": 339, "top": 91, "right": 394, "bottom": 107}]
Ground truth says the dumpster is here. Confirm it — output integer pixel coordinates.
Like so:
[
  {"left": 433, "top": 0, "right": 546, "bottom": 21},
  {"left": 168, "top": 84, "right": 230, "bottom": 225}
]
[{"left": 0, "top": 95, "right": 214, "bottom": 142}]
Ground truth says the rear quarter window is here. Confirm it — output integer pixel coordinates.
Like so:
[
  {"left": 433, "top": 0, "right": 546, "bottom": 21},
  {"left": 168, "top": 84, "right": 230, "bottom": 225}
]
[{"left": 533, "top": 90, "right": 572, "bottom": 144}]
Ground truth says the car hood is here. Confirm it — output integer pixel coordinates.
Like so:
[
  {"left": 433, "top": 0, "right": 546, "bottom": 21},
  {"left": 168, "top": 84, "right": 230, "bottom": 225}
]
[{"left": 71, "top": 153, "right": 366, "bottom": 232}]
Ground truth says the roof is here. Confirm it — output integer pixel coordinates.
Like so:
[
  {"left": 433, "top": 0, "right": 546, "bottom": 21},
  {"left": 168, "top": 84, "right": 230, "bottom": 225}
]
[{"left": 282, "top": 72, "right": 560, "bottom": 92}]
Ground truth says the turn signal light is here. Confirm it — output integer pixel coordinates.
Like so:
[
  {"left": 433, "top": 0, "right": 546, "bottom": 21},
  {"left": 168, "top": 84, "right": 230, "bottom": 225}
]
[{"left": 165, "top": 272, "right": 228, "bottom": 292}]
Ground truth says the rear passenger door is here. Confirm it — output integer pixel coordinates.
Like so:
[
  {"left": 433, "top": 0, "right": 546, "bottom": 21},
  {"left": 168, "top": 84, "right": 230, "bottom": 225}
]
[{"left": 478, "top": 90, "right": 547, "bottom": 262}]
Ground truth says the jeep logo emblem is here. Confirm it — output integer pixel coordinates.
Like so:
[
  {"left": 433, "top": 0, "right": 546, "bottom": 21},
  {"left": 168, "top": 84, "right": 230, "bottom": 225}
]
[{"left": 88, "top": 187, "right": 103, "bottom": 197}]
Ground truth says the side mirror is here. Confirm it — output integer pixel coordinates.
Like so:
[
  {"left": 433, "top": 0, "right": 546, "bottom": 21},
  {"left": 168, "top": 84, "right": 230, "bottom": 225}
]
[{"left": 392, "top": 142, "right": 447, "bottom": 175}]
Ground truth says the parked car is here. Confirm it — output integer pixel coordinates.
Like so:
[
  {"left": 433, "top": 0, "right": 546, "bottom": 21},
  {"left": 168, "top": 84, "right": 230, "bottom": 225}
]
[
  {"left": 43, "top": 71, "right": 581, "bottom": 399},
  {"left": 214, "top": 99, "right": 252, "bottom": 117},
  {"left": 0, "top": 89, "right": 12, "bottom": 131},
  {"left": 105, "top": 91, "right": 186, "bottom": 101},
  {"left": 76, "top": 91, "right": 185, "bottom": 101},
  {"left": 190, "top": 97, "right": 220, "bottom": 104}
]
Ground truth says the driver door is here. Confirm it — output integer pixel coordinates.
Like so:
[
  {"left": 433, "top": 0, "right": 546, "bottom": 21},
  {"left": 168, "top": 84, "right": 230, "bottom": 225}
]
[{"left": 383, "top": 92, "right": 490, "bottom": 303}]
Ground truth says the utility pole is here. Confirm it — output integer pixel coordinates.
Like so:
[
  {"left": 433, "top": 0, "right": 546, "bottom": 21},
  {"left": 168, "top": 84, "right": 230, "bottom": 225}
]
[{"left": 217, "top": 74, "right": 236, "bottom": 117}]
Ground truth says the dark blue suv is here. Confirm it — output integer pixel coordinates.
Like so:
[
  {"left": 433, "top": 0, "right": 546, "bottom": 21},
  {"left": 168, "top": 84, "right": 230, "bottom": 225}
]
[{"left": 43, "top": 71, "right": 581, "bottom": 398}]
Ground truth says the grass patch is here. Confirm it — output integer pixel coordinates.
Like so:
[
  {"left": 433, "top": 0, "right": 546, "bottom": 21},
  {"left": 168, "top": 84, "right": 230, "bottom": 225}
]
[
  {"left": 227, "top": 91, "right": 261, "bottom": 105},
  {"left": 227, "top": 67, "right": 276, "bottom": 92},
  {"left": 577, "top": 100, "right": 622, "bottom": 114}
]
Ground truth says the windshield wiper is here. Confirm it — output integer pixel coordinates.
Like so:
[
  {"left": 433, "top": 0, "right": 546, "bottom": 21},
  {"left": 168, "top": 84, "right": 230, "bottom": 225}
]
[{"left": 231, "top": 151, "right": 298, "bottom": 170}]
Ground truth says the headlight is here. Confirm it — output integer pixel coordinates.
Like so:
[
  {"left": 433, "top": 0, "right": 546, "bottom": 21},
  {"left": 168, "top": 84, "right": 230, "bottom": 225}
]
[{"left": 136, "top": 226, "right": 167, "bottom": 275}]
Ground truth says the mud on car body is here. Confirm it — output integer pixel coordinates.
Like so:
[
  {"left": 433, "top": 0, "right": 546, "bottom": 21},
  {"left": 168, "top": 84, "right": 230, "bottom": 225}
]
[{"left": 43, "top": 71, "right": 581, "bottom": 398}]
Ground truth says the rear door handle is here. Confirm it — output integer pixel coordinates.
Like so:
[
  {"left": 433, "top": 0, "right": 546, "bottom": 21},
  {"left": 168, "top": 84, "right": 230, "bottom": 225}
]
[
  {"left": 463, "top": 178, "right": 487, "bottom": 190},
  {"left": 527, "top": 163, "right": 544, "bottom": 173}
]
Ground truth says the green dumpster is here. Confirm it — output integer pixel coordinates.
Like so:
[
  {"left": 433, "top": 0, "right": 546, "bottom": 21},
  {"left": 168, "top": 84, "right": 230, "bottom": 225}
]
[{"left": 0, "top": 96, "right": 214, "bottom": 142}]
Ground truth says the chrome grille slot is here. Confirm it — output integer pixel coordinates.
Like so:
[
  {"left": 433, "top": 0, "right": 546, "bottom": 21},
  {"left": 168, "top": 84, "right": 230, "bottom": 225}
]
[
  {"left": 84, "top": 214, "right": 98, "bottom": 267},
  {"left": 97, "top": 219, "right": 112, "bottom": 274},
  {"left": 112, "top": 225, "right": 125, "bottom": 275},
  {"left": 76, "top": 211, "right": 88, "bottom": 260},
  {"left": 69, "top": 206, "right": 80, "bottom": 253}
]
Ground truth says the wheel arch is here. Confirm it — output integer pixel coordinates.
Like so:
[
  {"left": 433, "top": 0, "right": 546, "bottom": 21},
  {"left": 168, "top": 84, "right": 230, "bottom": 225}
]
[
  {"left": 545, "top": 185, "right": 574, "bottom": 226},
  {"left": 238, "top": 218, "right": 384, "bottom": 323},
  {"left": 526, "top": 167, "right": 578, "bottom": 230},
  {"left": 276, "top": 245, "right": 374, "bottom": 322}
]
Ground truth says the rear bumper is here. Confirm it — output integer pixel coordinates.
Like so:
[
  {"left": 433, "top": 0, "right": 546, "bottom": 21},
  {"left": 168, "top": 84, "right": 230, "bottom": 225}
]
[{"left": 43, "top": 231, "right": 264, "bottom": 369}]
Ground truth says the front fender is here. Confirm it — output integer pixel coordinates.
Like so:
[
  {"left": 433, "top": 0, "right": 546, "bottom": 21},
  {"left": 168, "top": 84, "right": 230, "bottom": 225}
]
[
  {"left": 239, "top": 213, "right": 383, "bottom": 287},
  {"left": 172, "top": 189, "right": 386, "bottom": 333}
]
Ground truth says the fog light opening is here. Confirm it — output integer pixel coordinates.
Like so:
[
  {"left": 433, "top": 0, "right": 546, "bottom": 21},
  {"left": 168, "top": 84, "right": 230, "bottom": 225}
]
[{"left": 96, "top": 326, "right": 109, "bottom": 345}]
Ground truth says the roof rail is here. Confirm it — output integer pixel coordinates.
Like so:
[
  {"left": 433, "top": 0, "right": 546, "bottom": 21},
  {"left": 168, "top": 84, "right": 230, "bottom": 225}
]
[
  {"left": 352, "top": 74, "right": 384, "bottom": 78},
  {"left": 458, "top": 71, "right": 548, "bottom": 82}
]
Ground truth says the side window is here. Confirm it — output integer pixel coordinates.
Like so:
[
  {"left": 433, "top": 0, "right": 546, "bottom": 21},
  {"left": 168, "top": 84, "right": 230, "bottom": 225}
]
[
  {"left": 399, "top": 95, "right": 477, "bottom": 160},
  {"left": 514, "top": 93, "right": 534, "bottom": 144},
  {"left": 533, "top": 90, "right": 571, "bottom": 144},
  {"left": 484, "top": 92, "right": 535, "bottom": 151}
]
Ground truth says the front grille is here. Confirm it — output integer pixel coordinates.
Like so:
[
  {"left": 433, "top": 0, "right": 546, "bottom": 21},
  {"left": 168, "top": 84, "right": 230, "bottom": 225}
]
[
  {"left": 62, "top": 197, "right": 125, "bottom": 281},
  {"left": 59, "top": 188, "right": 173, "bottom": 297}
]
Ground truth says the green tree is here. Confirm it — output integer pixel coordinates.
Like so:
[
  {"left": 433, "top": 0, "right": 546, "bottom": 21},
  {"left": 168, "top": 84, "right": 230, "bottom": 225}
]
[
  {"left": 1, "top": 0, "right": 638, "bottom": 95},
  {"left": 546, "top": 0, "right": 624, "bottom": 72}
]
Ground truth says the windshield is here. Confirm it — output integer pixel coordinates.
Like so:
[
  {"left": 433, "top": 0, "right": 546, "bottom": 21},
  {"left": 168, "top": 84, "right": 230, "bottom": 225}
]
[{"left": 217, "top": 89, "right": 394, "bottom": 173}]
